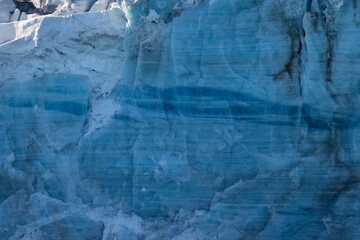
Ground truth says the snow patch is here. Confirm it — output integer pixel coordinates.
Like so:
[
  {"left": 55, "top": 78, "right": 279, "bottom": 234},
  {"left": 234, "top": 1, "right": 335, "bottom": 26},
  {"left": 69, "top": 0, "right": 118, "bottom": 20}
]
[{"left": 86, "top": 99, "right": 121, "bottom": 136}]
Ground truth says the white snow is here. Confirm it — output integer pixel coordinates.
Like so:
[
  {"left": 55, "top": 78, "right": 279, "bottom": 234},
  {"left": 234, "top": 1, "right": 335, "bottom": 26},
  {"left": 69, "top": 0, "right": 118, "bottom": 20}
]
[
  {"left": 0, "top": 8, "right": 127, "bottom": 93},
  {"left": 86, "top": 99, "right": 122, "bottom": 136}
]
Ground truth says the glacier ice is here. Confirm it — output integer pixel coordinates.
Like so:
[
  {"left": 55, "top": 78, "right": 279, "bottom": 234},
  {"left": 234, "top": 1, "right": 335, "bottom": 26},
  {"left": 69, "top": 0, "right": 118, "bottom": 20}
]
[
  {"left": 0, "top": 0, "right": 360, "bottom": 239},
  {"left": 0, "top": 0, "right": 15, "bottom": 22}
]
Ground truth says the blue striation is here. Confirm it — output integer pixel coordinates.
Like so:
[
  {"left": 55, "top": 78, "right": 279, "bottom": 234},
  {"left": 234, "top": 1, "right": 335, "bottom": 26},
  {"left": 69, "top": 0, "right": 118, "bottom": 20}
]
[{"left": 0, "top": 0, "right": 360, "bottom": 239}]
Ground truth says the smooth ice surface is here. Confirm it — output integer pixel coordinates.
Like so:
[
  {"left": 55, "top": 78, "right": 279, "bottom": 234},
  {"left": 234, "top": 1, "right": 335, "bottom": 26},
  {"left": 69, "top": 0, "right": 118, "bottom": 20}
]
[
  {"left": 0, "top": 0, "right": 14, "bottom": 22},
  {"left": 1, "top": 0, "right": 360, "bottom": 239}
]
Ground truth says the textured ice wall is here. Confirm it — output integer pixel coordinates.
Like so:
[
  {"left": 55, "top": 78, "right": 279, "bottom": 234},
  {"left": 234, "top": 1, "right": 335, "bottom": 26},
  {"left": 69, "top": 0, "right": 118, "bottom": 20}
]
[{"left": 1, "top": 0, "right": 360, "bottom": 239}]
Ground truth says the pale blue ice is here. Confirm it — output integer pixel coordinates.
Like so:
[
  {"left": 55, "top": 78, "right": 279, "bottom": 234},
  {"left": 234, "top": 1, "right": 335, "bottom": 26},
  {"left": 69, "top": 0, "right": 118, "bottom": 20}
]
[{"left": 0, "top": 0, "right": 360, "bottom": 239}]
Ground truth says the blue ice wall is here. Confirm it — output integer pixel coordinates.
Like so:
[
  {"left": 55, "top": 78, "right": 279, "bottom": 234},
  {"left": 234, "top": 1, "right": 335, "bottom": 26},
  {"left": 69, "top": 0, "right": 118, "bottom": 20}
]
[{"left": 0, "top": 0, "right": 360, "bottom": 239}]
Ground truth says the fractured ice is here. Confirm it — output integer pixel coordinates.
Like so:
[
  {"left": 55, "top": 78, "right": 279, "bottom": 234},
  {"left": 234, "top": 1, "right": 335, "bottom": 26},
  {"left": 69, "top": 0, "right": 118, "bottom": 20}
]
[{"left": 0, "top": 0, "right": 360, "bottom": 239}]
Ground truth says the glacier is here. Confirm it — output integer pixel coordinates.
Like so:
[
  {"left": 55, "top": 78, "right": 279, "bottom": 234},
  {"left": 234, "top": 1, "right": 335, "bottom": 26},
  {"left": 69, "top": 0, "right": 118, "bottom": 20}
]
[{"left": 1, "top": 0, "right": 360, "bottom": 239}]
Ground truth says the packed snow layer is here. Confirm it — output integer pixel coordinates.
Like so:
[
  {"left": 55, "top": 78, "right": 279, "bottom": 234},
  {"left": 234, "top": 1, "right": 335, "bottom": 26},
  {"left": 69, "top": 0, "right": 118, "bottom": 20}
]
[{"left": 1, "top": 0, "right": 360, "bottom": 239}]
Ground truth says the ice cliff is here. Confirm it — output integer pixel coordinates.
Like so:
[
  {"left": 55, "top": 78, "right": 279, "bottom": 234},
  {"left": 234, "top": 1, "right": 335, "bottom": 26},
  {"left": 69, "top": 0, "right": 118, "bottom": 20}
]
[{"left": 0, "top": 0, "right": 360, "bottom": 239}]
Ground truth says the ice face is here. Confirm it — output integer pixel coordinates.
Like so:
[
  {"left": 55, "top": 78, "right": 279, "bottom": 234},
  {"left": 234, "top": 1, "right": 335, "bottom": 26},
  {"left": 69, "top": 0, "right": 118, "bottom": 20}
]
[
  {"left": 0, "top": 0, "right": 15, "bottom": 22},
  {"left": 0, "top": 0, "right": 359, "bottom": 239}
]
